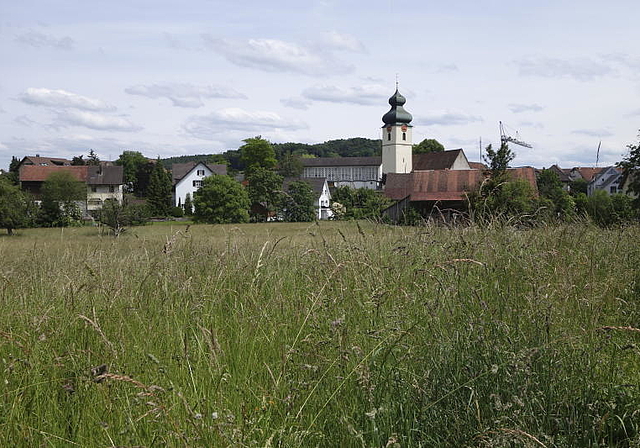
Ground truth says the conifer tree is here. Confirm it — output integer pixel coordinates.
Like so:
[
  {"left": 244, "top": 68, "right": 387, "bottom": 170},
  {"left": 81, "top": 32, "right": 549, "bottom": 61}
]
[{"left": 146, "top": 158, "right": 172, "bottom": 216}]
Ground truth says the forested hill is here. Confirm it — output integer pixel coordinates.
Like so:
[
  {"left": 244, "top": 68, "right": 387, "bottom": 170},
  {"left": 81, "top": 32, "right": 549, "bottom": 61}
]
[{"left": 161, "top": 137, "right": 382, "bottom": 171}]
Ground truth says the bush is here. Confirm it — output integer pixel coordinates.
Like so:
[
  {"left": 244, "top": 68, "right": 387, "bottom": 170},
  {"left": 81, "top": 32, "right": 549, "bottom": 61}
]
[{"left": 170, "top": 206, "right": 184, "bottom": 218}]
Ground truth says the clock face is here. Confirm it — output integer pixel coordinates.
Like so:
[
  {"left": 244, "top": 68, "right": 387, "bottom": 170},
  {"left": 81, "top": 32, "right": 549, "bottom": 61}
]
[
  {"left": 386, "top": 126, "right": 392, "bottom": 132},
  {"left": 401, "top": 125, "right": 408, "bottom": 132}
]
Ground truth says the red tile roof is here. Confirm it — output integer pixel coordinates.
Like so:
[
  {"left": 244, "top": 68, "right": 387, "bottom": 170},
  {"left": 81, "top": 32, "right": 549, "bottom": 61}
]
[
  {"left": 19, "top": 165, "right": 88, "bottom": 182},
  {"left": 574, "top": 167, "right": 604, "bottom": 182},
  {"left": 385, "top": 168, "right": 538, "bottom": 202},
  {"left": 468, "top": 162, "right": 487, "bottom": 170}
]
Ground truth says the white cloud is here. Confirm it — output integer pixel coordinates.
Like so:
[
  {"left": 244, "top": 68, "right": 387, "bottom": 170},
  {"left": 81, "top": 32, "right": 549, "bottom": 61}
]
[
  {"left": 19, "top": 88, "right": 115, "bottom": 112},
  {"left": 415, "top": 110, "right": 483, "bottom": 126},
  {"left": 571, "top": 129, "right": 614, "bottom": 138},
  {"left": 514, "top": 57, "right": 614, "bottom": 81},
  {"left": 182, "top": 107, "right": 307, "bottom": 140},
  {"left": 280, "top": 97, "right": 312, "bottom": 110},
  {"left": 14, "top": 31, "right": 75, "bottom": 50},
  {"left": 201, "top": 36, "right": 353, "bottom": 76},
  {"left": 14, "top": 115, "right": 38, "bottom": 127},
  {"left": 302, "top": 84, "right": 388, "bottom": 105},
  {"left": 509, "top": 103, "right": 544, "bottom": 113},
  {"left": 519, "top": 121, "right": 545, "bottom": 129},
  {"left": 55, "top": 110, "right": 142, "bottom": 132},
  {"left": 321, "top": 31, "right": 366, "bottom": 53},
  {"left": 125, "top": 83, "right": 247, "bottom": 108}
]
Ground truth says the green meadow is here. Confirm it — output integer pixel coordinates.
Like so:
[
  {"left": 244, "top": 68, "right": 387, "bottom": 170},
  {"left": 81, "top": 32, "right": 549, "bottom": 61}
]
[{"left": 0, "top": 222, "right": 639, "bottom": 447}]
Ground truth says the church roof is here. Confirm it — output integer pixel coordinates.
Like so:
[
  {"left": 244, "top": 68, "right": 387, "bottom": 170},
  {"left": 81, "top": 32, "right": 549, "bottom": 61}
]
[
  {"left": 382, "top": 89, "right": 413, "bottom": 127},
  {"left": 412, "top": 149, "right": 465, "bottom": 171}
]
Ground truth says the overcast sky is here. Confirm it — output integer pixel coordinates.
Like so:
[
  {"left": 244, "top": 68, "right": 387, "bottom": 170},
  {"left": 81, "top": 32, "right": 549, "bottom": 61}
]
[{"left": 2, "top": 0, "right": 640, "bottom": 170}]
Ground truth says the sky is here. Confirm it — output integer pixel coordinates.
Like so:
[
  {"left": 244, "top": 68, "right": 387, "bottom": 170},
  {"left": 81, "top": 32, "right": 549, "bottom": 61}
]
[{"left": 2, "top": 0, "right": 640, "bottom": 170}]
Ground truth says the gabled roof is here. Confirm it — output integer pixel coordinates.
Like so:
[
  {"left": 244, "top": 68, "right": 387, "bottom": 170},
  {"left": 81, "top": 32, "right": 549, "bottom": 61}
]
[
  {"left": 283, "top": 177, "right": 328, "bottom": 199},
  {"left": 412, "top": 149, "right": 467, "bottom": 171},
  {"left": 301, "top": 156, "right": 381, "bottom": 167},
  {"left": 19, "top": 165, "right": 88, "bottom": 182},
  {"left": 469, "top": 162, "right": 487, "bottom": 170},
  {"left": 19, "top": 156, "right": 72, "bottom": 168},
  {"left": 548, "top": 164, "right": 571, "bottom": 182},
  {"left": 385, "top": 168, "right": 538, "bottom": 202},
  {"left": 572, "top": 167, "right": 604, "bottom": 182},
  {"left": 171, "top": 161, "right": 227, "bottom": 185},
  {"left": 87, "top": 166, "right": 123, "bottom": 185}
]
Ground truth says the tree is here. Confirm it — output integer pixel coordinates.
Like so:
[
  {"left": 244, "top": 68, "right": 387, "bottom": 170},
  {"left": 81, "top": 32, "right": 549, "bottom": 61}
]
[
  {"left": 146, "top": 158, "right": 172, "bottom": 216},
  {"left": 569, "top": 178, "right": 588, "bottom": 196},
  {"left": 240, "top": 136, "right": 277, "bottom": 175},
  {"left": 483, "top": 142, "right": 515, "bottom": 173},
  {"left": 0, "top": 178, "right": 34, "bottom": 234},
  {"left": 71, "top": 155, "right": 86, "bottom": 166},
  {"left": 278, "top": 152, "right": 304, "bottom": 177},
  {"left": 39, "top": 171, "right": 87, "bottom": 226},
  {"left": 97, "top": 199, "right": 149, "bottom": 236},
  {"left": 209, "top": 154, "right": 229, "bottom": 166},
  {"left": 246, "top": 168, "right": 283, "bottom": 222},
  {"left": 87, "top": 149, "right": 100, "bottom": 166},
  {"left": 412, "top": 138, "right": 445, "bottom": 154},
  {"left": 282, "top": 181, "right": 315, "bottom": 222},
  {"left": 194, "top": 175, "right": 250, "bottom": 224},
  {"left": 3, "top": 156, "right": 21, "bottom": 185},
  {"left": 536, "top": 169, "right": 575, "bottom": 219},
  {"left": 331, "top": 186, "right": 393, "bottom": 220},
  {"left": 183, "top": 193, "right": 194, "bottom": 216},
  {"left": 619, "top": 131, "right": 640, "bottom": 207},
  {"left": 115, "top": 151, "right": 151, "bottom": 195}
]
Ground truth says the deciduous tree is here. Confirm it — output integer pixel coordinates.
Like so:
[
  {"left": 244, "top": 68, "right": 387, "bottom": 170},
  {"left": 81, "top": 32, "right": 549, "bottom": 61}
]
[
  {"left": 240, "top": 136, "right": 277, "bottom": 175},
  {"left": 619, "top": 131, "right": 640, "bottom": 207},
  {"left": 39, "top": 171, "right": 87, "bottom": 226},
  {"left": 194, "top": 175, "right": 250, "bottom": 224},
  {"left": 146, "top": 158, "right": 172, "bottom": 216},
  {"left": 282, "top": 180, "right": 315, "bottom": 222},
  {"left": 412, "top": 138, "right": 444, "bottom": 154},
  {"left": 246, "top": 168, "right": 283, "bottom": 221},
  {"left": 0, "top": 178, "right": 34, "bottom": 234}
]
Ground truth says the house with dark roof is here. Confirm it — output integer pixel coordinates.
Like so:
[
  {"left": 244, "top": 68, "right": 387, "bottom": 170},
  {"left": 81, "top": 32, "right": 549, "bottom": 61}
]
[
  {"left": 412, "top": 149, "right": 471, "bottom": 171},
  {"left": 587, "top": 166, "right": 623, "bottom": 196},
  {"left": 18, "top": 164, "right": 124, "bottom": 213},
  {"left": 568, "top": 167, "right": 604, "bottom": 183},
  {"left": 301, "top": 156, "right": 382, "bottom": 190},
  {"left": 171, "top": 161, "right": 227, "bottom": 211}
]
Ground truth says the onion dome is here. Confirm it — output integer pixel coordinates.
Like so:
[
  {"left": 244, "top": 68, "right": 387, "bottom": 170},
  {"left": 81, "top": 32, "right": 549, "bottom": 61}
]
[{"left": 382, "top": 89, "right": 413, "bottom": 127}]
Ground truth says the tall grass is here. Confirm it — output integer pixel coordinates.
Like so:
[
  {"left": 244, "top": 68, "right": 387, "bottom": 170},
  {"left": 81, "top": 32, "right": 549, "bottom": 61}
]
[{"left": 0, "top": 221, "right": 639, "bottom": 446}]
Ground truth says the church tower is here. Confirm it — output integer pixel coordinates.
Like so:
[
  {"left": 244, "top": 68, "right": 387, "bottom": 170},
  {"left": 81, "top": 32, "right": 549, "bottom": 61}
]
[{"left": 381, "top": 87, "right": 413, "bottom": 174}]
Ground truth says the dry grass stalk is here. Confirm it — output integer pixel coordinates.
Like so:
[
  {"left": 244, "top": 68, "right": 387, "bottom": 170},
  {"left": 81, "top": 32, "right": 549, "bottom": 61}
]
[
  {"left": 94, "top": 373, "right": 151, "bottom": 390},
  {"left": 597, "top": 325, "right": 640, "bottom": 334},
  {"left": 78, "top": 310, "right": 117, "bottom": 357}
]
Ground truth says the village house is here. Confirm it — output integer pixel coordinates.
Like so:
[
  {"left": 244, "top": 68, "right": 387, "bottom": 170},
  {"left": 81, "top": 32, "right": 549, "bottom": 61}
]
[
  {"left": 18, "top": 164, "right": 124, "bottom": 213},
  {"left": 171, "top": 161, "right": 227, "bottom": 211},
  {"left": 16, "top": 155, "right": 72, "bottom": 168},
  {"left": 587, "top": 166, "right": 623, "bottom": 196},
  {"left": 283, "top": 177, "right": 332, "bottom": 220}
]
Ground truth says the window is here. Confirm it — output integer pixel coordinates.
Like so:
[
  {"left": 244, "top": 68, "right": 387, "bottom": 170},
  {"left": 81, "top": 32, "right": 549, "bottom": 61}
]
[
  {"left": 197, "top": 169, "right": 205, "bottom": 176},
  {"left": 109, "top": 185, "right": 115, "bottom": 193},
  {"left": 387, "top": 133, "right": 391, "bottom": 141},
  {"left": 193, "top": 180, "right": 203, "bottom": 188},
  {"left": 402, "top": 132, "right": 406, "bottom": 141},
  {"left": 91, "top": 186, "right": 97, "bottom": 193},
  {"left": 610, "top": 186, "right": 617, "bottom": 194}
]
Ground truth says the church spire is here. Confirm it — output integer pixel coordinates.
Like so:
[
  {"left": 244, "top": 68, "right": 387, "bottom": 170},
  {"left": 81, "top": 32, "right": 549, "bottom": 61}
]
[{"left": 382, "top": 88, "right": 413, "bottom": 127}]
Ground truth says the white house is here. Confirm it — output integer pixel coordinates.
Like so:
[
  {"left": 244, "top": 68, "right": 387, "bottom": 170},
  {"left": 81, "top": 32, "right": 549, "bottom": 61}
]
[
  {"left": 302, "top": 157, "right": 383, "bottom": 190},
  {"left": 172, "top": 161, "right": 227, "bottom": 210},
  {"left": 587, "top": 166, "right": 623, "bottom": 196},
  {"left": 86, "top": 165, "right": 124, "bottom": 212},
  {"left": 283, "top": 177, "right": 333, "bottom": 220}
]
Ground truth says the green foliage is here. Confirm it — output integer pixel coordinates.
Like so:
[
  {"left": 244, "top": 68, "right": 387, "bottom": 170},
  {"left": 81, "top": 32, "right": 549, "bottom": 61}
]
[
  {"left": 282, "top": 180, "right": 315, "bottom": 222},
  {"left": 484, "top": 142, "right": 515, "bottom": 173},
  {"left": 170, "top": 206, "right": 184, "bottom": 218},
  {"left": 183, "top": 193, "right": 193, "bottom": 216},
  {"left": 71, "top": 155, "right": 85, "bottom": 166},
  {"left": 569, "top": 178, "right": 588, "bottom": 196},
  {"left": 240, "top": 136, "right": 277, "bottom": 175},
  {"left": 468, "top": 176, "right": 537, "bottom": 223},
  {"left": 0, "top": 178, "right": 34, "bottom": 234},
  {"left": 536, "top": 169, "right": 575, "bottom": 220},
  {"left": 9, "top": 156, "right": 21, "bottom": 173},
  {"left": 576, "top": 190, "right": 638, "bottom": 226},
  {"left": 412, "top": 138, "right": 445, "bottom": 154},
  {"left": 246, "top": 168, "right": 283, "bottom": 222},
  {"left": 146, "top": 159, "right": 172, "bottom": 216},
  {"left": 39, "top": 171, "right": 87, "bottom": 227},
  {"left": 115, "top": 151, "right": 152, "bottom": 195},
  {"left": 619, "top": 131, "right": 640, "bottom": 206},
  {"left": 273, "top": 137, "right": 381, "bottom": 159},
  {"left": 277, "top": 152, "right": 304, "bottom": 177},
  {"left": 208, "top": 154, "right": 229, "bottom": 166},
  {"left": 87, "top": 149, "right": 100, "bottom": 166},
  {"left": 97, "top": 199, "right": 149, "bottom": 236},
  {"left": 331, "top": 186, "right": 394, "bottom": 220},
  {"left": 194, "top": 175, "right": 250, "bottom": 224}
]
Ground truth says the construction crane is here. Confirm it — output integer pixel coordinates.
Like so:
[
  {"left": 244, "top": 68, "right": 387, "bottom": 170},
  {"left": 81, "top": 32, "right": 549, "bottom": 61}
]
[{"left": 499, "top": 121, "right": 532, "bottom": 148}]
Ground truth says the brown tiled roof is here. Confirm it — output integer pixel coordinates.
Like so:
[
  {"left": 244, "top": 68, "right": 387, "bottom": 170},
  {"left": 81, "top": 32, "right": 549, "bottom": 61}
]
[
  {"left": 574, "top": 167, "right": 604, "bottom": 182},
  {"left": 301, "top": 156, "right": 381, "bottom": 167},
  {"left": 548, "top": 165, "right": 571, "bottom": 182},
  {"left": 385, "top": 168, "right": 538, "bottom": 202},
  {"left": 20, "top": 156, "right": 72, "bottom": 167},
  {"left": 87, "top": 166, "right": 123, "bottom": 185},
  {"left": 171, "top": 162, "right": 227, "bottom": 185},
  {"left": 19, "top": 165, "right": 88, "bottom": 182},
  {"left": 412, "top": 149, "right": 465, "bottom": 170},
  {"left": 468, "top": 162, "right": 487, "bottom": 170}
]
